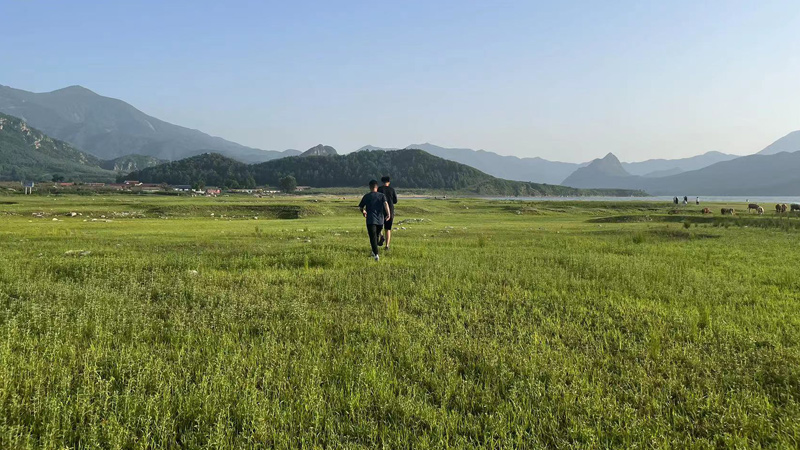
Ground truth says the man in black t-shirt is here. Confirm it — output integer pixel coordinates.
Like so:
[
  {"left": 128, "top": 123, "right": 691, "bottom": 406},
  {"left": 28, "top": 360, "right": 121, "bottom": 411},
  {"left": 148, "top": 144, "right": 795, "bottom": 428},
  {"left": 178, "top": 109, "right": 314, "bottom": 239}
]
[
  {"left": 377, "top": 176, "right": 398, "bottom": 250},
  {"left": 358, "top": 180, "right": 391, "bottom": 261}
]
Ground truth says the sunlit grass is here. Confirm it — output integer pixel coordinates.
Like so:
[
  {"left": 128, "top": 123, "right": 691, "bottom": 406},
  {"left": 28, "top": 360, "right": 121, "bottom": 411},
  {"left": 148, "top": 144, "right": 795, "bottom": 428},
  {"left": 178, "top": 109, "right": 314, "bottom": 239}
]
[{"left": 1, "top": 194, "right": 799, "bottom": 448}]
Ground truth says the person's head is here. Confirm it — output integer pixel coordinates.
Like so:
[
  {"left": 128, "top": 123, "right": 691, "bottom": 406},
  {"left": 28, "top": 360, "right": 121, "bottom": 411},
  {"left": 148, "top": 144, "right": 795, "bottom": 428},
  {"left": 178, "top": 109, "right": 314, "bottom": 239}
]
[
  {"left": 368, "top": 180, "right": 379, "bottom": 191},
  {"left": 381, "top": 176, "right": 390, "bottom": 186}
]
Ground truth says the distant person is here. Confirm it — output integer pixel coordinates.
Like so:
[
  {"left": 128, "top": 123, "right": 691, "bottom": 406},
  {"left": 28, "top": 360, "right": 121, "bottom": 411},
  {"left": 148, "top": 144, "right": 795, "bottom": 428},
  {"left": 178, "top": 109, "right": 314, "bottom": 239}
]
[
  {"left": 358, "top": 180, "right": 391, "bottom": 261},
  {"left": 696, "top": 197, "right": 700, "bottom": 205},
  {"left": 684, "top": 196, "right": 688, "bottom": 203},
  {"left": 674, "top": 197, "right": 679, "bottom": 205},
  {"left": 377, "top": 176, "right": 398, "bottom": 250}
]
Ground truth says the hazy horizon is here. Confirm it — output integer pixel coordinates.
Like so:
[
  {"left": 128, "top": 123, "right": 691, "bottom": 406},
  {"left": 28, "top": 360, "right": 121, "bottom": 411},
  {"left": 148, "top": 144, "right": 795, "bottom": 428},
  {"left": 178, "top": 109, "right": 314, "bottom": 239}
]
[{"left": 1, "top": 0, "right": 798, "bottom": 163}]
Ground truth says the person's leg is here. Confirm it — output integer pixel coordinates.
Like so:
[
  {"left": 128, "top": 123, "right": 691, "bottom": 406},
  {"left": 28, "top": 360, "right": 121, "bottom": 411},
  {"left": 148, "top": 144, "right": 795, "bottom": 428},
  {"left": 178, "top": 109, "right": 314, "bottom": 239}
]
[
  {"left": 367, "top": 224, "right": 379, "bottom": 256},
  {"left": 376, "top": 224, "right": 384, "bottom": 247},
  {"left": 384, "top": 217, "right": 393, "bottom": 248}
]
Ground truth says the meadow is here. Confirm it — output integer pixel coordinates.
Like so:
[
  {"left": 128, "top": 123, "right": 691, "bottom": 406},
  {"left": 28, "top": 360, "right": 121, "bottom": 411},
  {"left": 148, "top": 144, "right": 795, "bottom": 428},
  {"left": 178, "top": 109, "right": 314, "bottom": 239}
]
[{"left": 0, "top": 193, "right": 798, "bottom": 449}]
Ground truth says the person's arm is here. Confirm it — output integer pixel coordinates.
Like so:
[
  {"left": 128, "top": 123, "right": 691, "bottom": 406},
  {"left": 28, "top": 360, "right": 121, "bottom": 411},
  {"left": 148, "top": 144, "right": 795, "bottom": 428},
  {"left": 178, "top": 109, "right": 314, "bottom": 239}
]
[
  {"left": 392, "top": 189, "right": 398, "bottom": 205},
  {"left": 359, "top": 197, "right": 367, "bottom": 217},
  {"left": 384, "top": 201, "right": 391, "bottom": 221}
]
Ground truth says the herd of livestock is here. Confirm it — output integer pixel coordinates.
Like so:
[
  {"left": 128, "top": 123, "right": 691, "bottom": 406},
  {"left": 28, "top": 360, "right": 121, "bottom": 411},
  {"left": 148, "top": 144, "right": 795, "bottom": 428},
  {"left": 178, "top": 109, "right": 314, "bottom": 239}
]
[{"left": 711, "top": 203, "right": 800, "bottom": 215}]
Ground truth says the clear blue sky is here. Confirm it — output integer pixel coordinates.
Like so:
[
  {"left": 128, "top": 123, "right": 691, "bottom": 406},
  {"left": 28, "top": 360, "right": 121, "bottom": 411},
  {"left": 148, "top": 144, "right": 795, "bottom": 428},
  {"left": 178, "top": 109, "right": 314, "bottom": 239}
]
[{"left": 1, "top": 0, "right": 799, "bottom": 162}]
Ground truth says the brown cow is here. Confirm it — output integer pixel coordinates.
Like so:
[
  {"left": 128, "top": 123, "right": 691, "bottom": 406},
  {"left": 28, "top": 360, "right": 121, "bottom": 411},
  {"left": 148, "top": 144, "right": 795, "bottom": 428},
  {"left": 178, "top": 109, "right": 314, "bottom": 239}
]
[
  {"left": 721, "top": 208, "right": 735, "bottom": 215},
  {"left": 757, "top": 206, "right": 764, "bottom": 215},
  {"left": 748, "top": 203, "right": 760, "bottom": 213},
  {"left": 702, "top": 207, "right": 712, "bottom": 214},
  {"left": 782, "top": 204, "right": 788, "bottom": 213},
  {"left": 776, "top": 204, "right": 782, "bottom": 213}
]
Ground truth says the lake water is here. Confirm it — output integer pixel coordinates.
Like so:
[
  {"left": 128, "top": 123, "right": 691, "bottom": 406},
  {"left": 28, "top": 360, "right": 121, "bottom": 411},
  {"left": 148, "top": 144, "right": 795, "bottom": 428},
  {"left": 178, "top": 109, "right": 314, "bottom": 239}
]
[{"left": 485, "top": 196, "right": 800, "bottom": 204}]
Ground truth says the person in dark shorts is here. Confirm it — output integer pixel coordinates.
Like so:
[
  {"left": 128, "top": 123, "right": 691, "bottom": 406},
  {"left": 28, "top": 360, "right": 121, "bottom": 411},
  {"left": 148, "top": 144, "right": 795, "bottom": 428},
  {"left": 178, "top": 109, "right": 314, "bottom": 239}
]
[
  {"left": 358, "top": 180, "right": 391, "bottom": 261},
  {"left": 377, "top": 175, "right": 398, "bottom": 250}
]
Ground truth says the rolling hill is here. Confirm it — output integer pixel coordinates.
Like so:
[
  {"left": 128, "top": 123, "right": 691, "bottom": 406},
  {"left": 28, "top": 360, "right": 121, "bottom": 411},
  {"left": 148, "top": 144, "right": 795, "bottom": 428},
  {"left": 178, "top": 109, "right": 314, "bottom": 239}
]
[
  {"left": 0, "top": 112, "right": 116, "bottom": 181},
  {"left": 127, "top": 148, "right": 644, "bottom": 196},
  {"left": 124, "top": 153, "right": 255, "bottom": 188},
  {"left": 0, "top": 84, "right": 297, "bottom": 163}
]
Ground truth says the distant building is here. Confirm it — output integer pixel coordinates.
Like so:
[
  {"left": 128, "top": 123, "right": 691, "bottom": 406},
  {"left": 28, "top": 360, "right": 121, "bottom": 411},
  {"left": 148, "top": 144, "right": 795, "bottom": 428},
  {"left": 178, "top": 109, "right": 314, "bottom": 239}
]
[
  {"left": 173, "top": 185, "right": 192, "bottom": 192},
  {"left": 123, "top": 180, "right": 141, "bottom": 186},
  {"left": 135, "top": 184, "right": 162, "bottom": 191},
  {"left": 295, "top": 186, "right": 312, "bottom": 191}
]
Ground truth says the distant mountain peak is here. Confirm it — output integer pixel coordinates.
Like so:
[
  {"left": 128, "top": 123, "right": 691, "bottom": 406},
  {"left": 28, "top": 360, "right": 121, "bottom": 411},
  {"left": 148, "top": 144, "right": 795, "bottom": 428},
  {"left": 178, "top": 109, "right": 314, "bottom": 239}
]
[
  {"left": 758, "top": 130, "right": 800, "bottom": 155},
  {"left": 562, "top": 152, "right": 630, "bottom": 188},
  {"left": 60, "top": 85, "right": 93, "bottom": 92},
  {"left": 49, "top": 85, "right": 98, "bottom": 96},
  {"left": 0, "top": 84, "right": 295, "bottom": 163},
  {"left": 300, "top": 144, "right": 337, "bottom": 157},
  {"left": 586, "top": 152, "right": 627, "bottom": 175},
  {"left": 601, "top": 152, "right": 620, "bottom": 162}
]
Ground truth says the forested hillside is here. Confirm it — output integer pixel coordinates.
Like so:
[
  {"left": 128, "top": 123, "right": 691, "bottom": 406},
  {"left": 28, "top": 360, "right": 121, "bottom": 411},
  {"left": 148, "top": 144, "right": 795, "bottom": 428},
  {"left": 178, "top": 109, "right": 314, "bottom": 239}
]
[
  {"left": 128, "top": 149, "right": 644, "bottom": 196},
  {"left": 0, "top": 112, "right": 115, "bottom": 181},
  {"left": 124, "top": 153, "right": 256, "bottom": 188}
]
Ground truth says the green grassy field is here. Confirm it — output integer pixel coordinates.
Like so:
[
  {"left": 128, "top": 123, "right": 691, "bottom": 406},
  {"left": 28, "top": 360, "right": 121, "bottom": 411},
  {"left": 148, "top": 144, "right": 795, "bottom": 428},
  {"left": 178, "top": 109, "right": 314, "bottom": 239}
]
[{"left": 1, "top": 194, "right": 799, "bottom": 449}]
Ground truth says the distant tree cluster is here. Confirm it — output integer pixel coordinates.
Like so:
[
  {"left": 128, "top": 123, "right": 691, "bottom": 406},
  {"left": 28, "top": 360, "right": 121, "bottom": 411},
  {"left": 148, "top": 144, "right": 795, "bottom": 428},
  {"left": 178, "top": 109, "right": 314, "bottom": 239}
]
[{"left": 122, "top": 153, "right": 256, "bottom": 188}]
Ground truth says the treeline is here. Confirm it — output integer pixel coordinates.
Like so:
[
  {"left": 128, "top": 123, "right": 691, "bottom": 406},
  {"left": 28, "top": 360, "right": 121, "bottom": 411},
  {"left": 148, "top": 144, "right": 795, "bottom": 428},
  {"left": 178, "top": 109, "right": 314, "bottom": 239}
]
[
  {"left": 127, "top": 149, "right": 646, "bottom": 196},
  {"left": 121, "top": 153, "right": 256, "bottom": 188}
]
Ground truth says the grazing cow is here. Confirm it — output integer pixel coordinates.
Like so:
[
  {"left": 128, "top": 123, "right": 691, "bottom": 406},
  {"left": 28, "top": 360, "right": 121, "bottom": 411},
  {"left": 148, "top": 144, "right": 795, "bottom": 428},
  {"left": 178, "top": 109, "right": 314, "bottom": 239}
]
[
  {"left": 776, "top": 204, "right": 782, "bottom": 213},
  {"left": 757, "top": 206, "right": 764, "bottom": 215},
  {"left": 721, "top": 208, "right": 735, "bottom": 215},
  {"left": 702, "top": 207, "right": 712, "bottom": 214},
  {"left": 748, "top": 203, "right": 760, "bottom": 213},
  {"left": 782, "top": 204, "right": 788, "bottom": 213},
  {"left": 792, "top": 204, "right": 800, "bottom": 212}
]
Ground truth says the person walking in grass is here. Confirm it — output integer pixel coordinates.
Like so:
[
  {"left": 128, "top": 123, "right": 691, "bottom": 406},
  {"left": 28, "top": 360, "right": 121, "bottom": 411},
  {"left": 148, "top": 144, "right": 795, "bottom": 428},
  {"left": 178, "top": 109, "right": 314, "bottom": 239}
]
[
  {"left": 377, "top": 175, "right": 398, "bottom": 250},
  {"left": 359, "top": 180, "right": 391, "bottom": 261}
]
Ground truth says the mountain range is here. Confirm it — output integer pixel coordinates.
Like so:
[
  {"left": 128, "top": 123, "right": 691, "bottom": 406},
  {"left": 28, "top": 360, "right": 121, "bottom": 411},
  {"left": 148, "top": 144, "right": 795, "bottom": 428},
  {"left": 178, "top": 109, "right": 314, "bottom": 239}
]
[
  {"left": 358, "top": 143, "right": 584, "bottom": 184},
  {"left": 357, "top": 143, "right": 740, "bottom": 184},
  {"left": 0, "top": 84, "right": 299, "bottom": 163},
  {"left": 561, "top": 149, "right": 800, "bottom": 195},
  {"left": 1, "top": 83, "right": 798, "bottom": 195},
  {"left": 620, "top": 151, "right": 739, "bottom": 177},
  {"left": 126, "top": 149, "right": 643, "bottom": 197}
]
